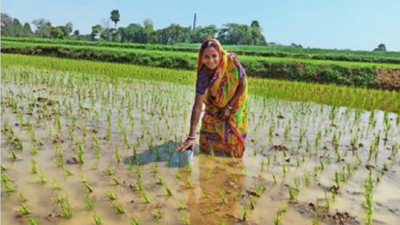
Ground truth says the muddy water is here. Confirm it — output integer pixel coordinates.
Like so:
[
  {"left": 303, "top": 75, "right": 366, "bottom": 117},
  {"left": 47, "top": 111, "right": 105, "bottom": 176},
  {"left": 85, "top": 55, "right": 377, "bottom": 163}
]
[{"left": 1, "top": 66, "right": 400, "bottom": 225}]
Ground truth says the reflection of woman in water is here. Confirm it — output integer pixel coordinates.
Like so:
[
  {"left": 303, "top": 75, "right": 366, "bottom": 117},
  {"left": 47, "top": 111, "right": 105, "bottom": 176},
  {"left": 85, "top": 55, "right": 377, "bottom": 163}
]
[
  {"left": 179, "top": 155, "right": 245, "bottom": 224},
  {"left": 175, "top": 38, "right": 248, "bottom": 158}
]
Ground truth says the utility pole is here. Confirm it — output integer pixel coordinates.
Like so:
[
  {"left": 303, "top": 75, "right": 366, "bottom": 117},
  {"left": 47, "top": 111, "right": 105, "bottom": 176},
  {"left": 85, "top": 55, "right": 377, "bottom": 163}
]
[{"left": 193, "top": 13, "right": 196, "bottom": 32}]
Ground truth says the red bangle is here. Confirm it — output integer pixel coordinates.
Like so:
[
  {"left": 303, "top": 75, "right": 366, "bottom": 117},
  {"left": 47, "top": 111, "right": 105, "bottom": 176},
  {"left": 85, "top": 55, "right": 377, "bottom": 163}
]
[{"left": 187, "top": 136, "right": 196, "bottom": 140}]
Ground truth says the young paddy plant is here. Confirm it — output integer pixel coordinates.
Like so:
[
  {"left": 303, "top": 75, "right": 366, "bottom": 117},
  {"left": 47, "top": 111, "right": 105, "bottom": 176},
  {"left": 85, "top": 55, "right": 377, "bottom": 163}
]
[
  {"left": 141, "top": 192, "right": 150, "bottom": 204},
  {"left": 18, "top": 193, "right": 27, "bottom": 202},
  {"left": 93, "top": 211, "right": 102, "bottom": 225},
  {"left": 30, "top": 159, "right": 37, "bottom": 174},
  {"left": 152, "top": 208, "right": 162, "bottom": 220},
  {"left": 77, "top": 142, "right": 85, "bottom": 164},
  {"left": 112, "top": 175, "right": 120, "bottom": 185},
  {"left": 38, "top": 169, "right": 46, "bottom": 184},
  {"left": 64, "top": 167, "right": 73, "bottom": 176},
  {"left": 58, "top": 194, "right": 72, "bottom": 218},
  {"left": 131, "top": 217, "right": 140, "bottom": 225},
  {"left": 52, "top": 179, "right": 62, "bottom": 190},
  {"left": 241, "top": 206, "right": 248, "bottom": 221},
  {"left": 113, "top": 203, "right": 126, "bottom": 214},
  {"left": 165, "top": 185, "right": 173, "bottom": 197},
  {"left": 288, "top": 186, "right": 297, "bottom": 201},
  {"left": 274, "top": 205, "right": 286, "bottom": 225},
  {"left": 18, "top": 203, "right": 31, "bottom": 215},
  {"left": 107, "top": 190, "right": 117, "bottom": 201}
]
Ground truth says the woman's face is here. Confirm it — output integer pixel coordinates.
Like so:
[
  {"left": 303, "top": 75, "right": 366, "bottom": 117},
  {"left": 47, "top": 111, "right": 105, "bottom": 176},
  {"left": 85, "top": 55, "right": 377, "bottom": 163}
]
[{"left": 202, "top": 47, "right": 220, "bottom": 70}]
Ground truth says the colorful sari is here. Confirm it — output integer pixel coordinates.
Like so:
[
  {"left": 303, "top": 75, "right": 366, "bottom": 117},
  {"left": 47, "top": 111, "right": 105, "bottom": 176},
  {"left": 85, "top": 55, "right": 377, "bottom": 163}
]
[{"left": 199, "top": 51, "right": 248, "bottom": 158}]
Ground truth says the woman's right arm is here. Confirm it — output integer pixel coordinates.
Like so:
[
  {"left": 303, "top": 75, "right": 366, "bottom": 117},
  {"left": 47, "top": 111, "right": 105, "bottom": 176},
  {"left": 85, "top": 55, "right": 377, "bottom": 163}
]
[{"left": 175, "top": 93, "right": 206, "bottom": 151}]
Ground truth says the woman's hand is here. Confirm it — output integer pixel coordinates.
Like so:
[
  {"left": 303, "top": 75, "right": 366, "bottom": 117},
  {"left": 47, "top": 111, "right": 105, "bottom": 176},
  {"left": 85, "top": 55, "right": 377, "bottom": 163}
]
[
  {"left": 219, "top": 107, "right": 233, "bottom": 120},
  {"left": 175, "top": 138, "right": 196, "bottom": 152}
]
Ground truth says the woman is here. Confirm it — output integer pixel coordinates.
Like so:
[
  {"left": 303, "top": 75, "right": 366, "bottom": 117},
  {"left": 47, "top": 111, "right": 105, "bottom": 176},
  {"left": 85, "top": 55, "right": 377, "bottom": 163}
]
[{"left": 175, "top": 38, "right": 248, "bottom": 158}]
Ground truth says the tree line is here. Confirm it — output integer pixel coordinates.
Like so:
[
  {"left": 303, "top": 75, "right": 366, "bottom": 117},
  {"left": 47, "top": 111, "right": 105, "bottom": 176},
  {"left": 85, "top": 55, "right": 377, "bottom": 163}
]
[
  {"left": 1, "top": 10, "right": 388, "bottom": 51},
  {"left": 1, "top": 10, "right": 267, "bottom": 46}
]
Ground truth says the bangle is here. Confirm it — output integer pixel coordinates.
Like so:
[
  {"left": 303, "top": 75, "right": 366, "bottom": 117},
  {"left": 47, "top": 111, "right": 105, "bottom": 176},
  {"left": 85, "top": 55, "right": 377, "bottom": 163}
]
[
  {"left": 187, "top": 136, "right": 196, "bottom": 140},
  {"left": 226, "top": 105, "right": 233, "bottom": 110}
]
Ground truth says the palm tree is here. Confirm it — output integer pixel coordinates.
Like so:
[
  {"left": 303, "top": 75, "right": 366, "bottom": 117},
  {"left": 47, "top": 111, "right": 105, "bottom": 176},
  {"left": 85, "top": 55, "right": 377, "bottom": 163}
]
[{"left": 110, "top": 10, "right": 120, "bottom": 29}]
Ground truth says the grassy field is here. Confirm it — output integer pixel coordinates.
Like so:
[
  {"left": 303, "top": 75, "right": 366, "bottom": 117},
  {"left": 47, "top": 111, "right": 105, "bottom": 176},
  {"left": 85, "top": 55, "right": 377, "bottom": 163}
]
[
  {"left": 3, "top": 40, "right": 399, "bottom": 69},
  {"left": 4, "top": 37, "right": 400, "bottom": 60}
]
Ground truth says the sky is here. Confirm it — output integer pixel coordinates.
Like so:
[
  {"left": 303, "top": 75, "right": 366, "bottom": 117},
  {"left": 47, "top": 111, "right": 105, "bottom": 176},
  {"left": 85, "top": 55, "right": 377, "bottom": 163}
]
[{"left": 2, "top": 0, "right": 399, "bottom": 51}]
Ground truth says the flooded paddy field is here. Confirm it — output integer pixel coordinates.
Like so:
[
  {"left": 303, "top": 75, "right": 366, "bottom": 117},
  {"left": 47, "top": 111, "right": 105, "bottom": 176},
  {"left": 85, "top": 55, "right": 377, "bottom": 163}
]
[{"left": 1, "top": 66, "right": 399, "bottom": 225}]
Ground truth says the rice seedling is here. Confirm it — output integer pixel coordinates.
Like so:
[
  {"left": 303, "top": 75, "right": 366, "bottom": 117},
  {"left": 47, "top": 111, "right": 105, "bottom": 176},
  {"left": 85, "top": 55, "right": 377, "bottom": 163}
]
[
  {"left": 152, "top": 209, "right": 162, "bottom": 220},
  {"left": 304, "top": 172, "right": 311, "bottom": 185},
  {"left": 54, "top": 157, "right": 63, "bottom": 167},
  {"left": 10, "top": 150, "right": 17, "bottom": 161},
  {"left": 181, "top": 214, "right": 191, "bottom": 225},
  {"left": 187, "top": 178, "right": 193, "bottom": 188},
  {"left": 58, "top": 194, "right": 72, "bottom": 218},
  {"left": 249, "top": 198, "right": 255, "bottom": 210},
  {"left": 157, "top": 175, "right": 164, "bottom": 185},
  {"left": 28, "top": 218, "right": 38, "bottom": 225},
  {"left": 84, "top": 181, "right": 94, "bottom": 192},
  {"left": 1, "top": 164, "right": 7, "bottom": 171},
  {"left": 332, "top": 171, "right": 339, "bottom": 189},
  {"left": 52, "top": 179, "right": 61, "bottom": 190},
  {"left": 30, "top": 159, "right": 37, "bottom": 174},
  {"left": 64, "top": 167, "right": 73, "bottom": 176},
  {"left": 93, "top": 211, "right": 102, "bottom": 225},
  {"left": 272, "top": 173, "right": 277, "bottom": 184},
  {"left": 178, "top": 201, "right": 188, "bottom": 210},
  {"left": 241, "top": 206, "right": 248, "bottom": 221},
  {"left": 288, "top": 186, "right": 297, "bottom": 201},
  {"left": 112, "top": 175, "right": 120, "bottom": 185},
  {"left": 18, "top": 203, "right": 31, "bottom": 215},
  {"left": 4, "top": 181, "right": 14, "bottom": 193},
  {"left": 165, "top": 186, "right": 173, "bottom": 196},
  {"left": 141, "top": 192, "right": 150, "bottom": 204},
  {"left": 77, "top": 142, "right": 85, "bottom": 164},
  {"left": 114, "top": 145, "right": 121, "bottom": 163},
  {"left": 18, "top": 193, "right": 27, "bottom": 202},
  {"left": 274, "top": 205, "right": 286, "bottom": 225},
  {"left": 131, "top": 217, "right": 140, "bottom": 225},
  {"left": 107, "top": 190, "right": 117, "bottom": 200},
  {"left": 113, "top": 203, "right": 126, "bottom": 214},
  {"left": 85, "top": 195, "right": 93, "bottom": 210},
  {"left": 38, "top": 169, "right": 46, "bottom": 184},
  {"left": 294, "top": 178, "right": 301, "bottom": 190},
  {"left": 135, "top": 166, "right": 142, "bottom": 179}
]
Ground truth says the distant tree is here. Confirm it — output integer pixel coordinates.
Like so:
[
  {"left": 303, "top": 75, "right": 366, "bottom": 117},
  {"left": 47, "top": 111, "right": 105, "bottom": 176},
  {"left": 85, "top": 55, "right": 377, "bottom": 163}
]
[
  {"left": 12, "top": 18, "right": 23, "bottom": 37},
  {"left": 22, "top": 22, "right": 33, "bottom": 37},
  {"left": 62, "top": 22, "right": 73, "bottom": 37},
  {"left": 73, "top": 30, "right": 80, "bottom": 39},
  {"left": 250, "top": 20, "right": 266, "bottom": 45},
  {"left": 32, "top": 18, "right": 51, "bottom": 38},
  {"left": 119, "top": 23, "right": 145, "bottom": 43},
  {"left": 50, "top": 27, "right": 64, "bottom": 39},
  {"left": 291, "top": 43, "right": 303, "bottom": 48},
  {"left": 191, "top": 25, "right": 218, "bottom": 43},
  {"left": 91, "top": 24, "right": 103, "bottom": 40},
  {"left": 1, "top": 13, "right": 13, "bottom": 36},
  {"left": 143, "top": 19, "right": 154, "bottom": 43},
  {"left": 373, "top": 43, "right": 386, "bottom": 51},
  {"left": 217, "top": 23, "right": 253, "bottom": 45},
  {"left": 110, "top": 10, "right": 120, "bottom": 29}
]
